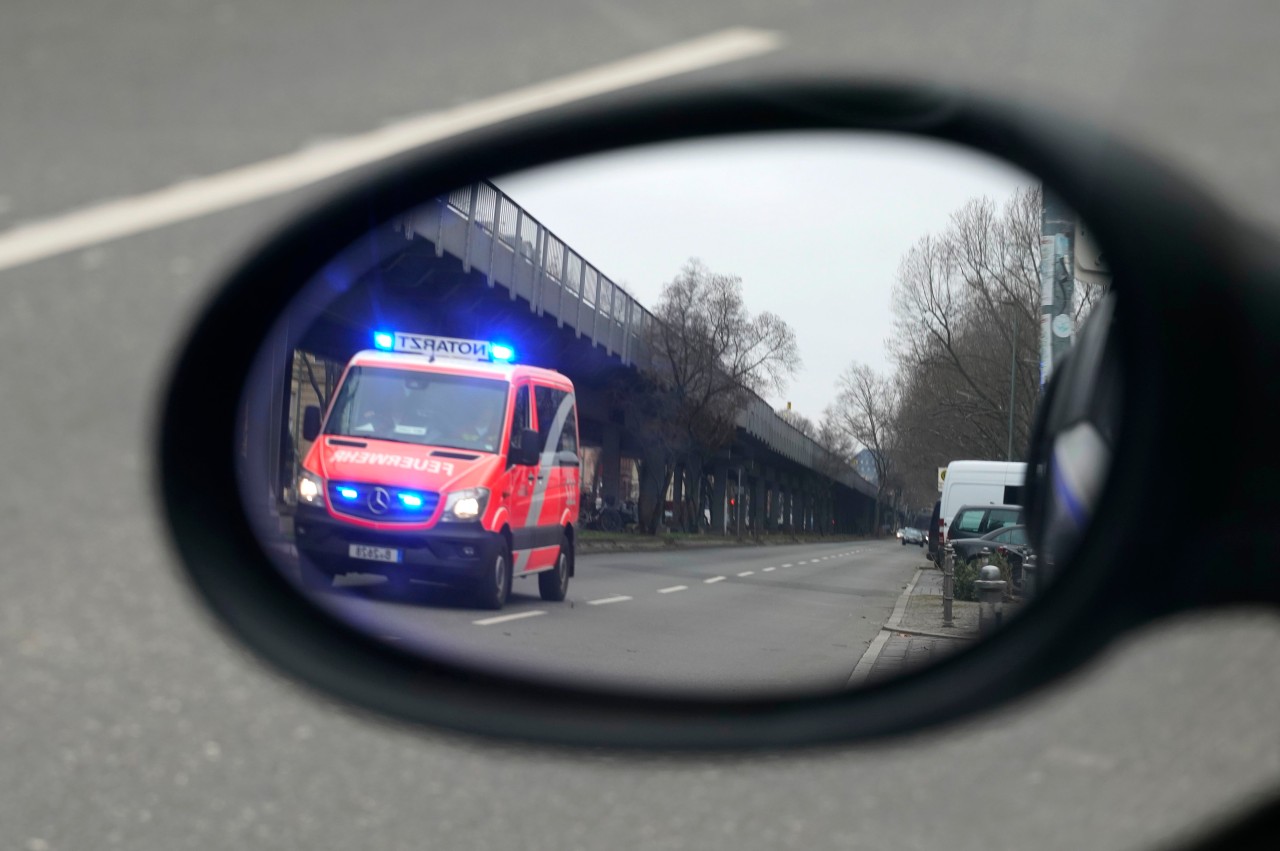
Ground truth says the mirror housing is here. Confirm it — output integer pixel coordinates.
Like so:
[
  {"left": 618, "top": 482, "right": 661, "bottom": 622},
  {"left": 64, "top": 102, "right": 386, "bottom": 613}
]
[
  {"left": 509, "top": 429, "right": 541, "bottom": 467},
  {"left": 302, "top": 405, "right": 322, "bottom": 442},
  {"left": 159, "top": 78, "right": 1280, "bottom": 751}
]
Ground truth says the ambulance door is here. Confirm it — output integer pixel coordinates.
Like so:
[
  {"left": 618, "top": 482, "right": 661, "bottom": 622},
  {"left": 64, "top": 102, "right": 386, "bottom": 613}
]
[
  {"left": 531, "top": 385, "right": 580, "bottom": 557},
  {"left": 504, "top": 382, "right": 538, "bottom": 556}
]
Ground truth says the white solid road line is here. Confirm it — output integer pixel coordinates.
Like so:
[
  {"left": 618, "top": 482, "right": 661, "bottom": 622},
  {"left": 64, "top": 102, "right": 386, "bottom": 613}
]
[
  {"left": 658, "top": 585, "right": 688, "bottom": 594},
  {"left": 473, "top": 610, "right": 547, "bottom": 626},
  {"left": 704, "top": 576, "right": 726, "bottom": 584},
  {"left": 736, "top": 570, "right": 754, "bottom": 577},
  {"left": 587, "top": 595, "right": 632, "bottom": 606},
  {"left": 0, "top": 28, "right": 782, "bottom": 273}
]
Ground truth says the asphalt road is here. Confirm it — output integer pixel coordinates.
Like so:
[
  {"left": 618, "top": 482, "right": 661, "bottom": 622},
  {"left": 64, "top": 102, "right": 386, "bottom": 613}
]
[
  {"left": 315, "top": 540, "right": 922, "bottom": 697},
  {"left": 3, "top": 3, "right": 1279, "bottom": 851}
]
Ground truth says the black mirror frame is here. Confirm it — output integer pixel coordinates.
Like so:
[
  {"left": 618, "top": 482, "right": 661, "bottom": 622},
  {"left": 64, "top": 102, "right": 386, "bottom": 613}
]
[{"left": 156, "top": 77, "right": 1280, "bottom": 752}]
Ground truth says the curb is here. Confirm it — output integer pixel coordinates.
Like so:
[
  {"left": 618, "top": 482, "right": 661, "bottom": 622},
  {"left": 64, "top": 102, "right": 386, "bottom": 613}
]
[
  {"left": 881, "top": 626, "right": 975, "bottom": 642},
  {"left": 846, "top": 566, "right": 922, "bottom": 688}
]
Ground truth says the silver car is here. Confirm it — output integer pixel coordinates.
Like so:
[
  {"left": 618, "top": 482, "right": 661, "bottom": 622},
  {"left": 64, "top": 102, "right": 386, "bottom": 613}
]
[{"left": 899, "top": 527, "right": 925, "bottom": 546}]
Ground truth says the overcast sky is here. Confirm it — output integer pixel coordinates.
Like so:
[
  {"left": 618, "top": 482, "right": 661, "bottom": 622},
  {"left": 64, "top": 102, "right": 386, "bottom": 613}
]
[{"left": 496, "top": 131, "right": 1034, "bottom": 423}]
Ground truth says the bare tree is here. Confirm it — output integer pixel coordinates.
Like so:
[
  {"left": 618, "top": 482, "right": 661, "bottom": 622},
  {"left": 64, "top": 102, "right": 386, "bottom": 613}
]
[
  {"left": 881, "top": 185, "right": 1109, "bottom": 505},
  {"left": 826, "top": 362, "right": 899, "bottom": 533},
  {"left": 632, "top": 259, "right": 801, "bottom": 533},
  {"left": 889, "top": 187, "right": 1049, "bottom": 463}
]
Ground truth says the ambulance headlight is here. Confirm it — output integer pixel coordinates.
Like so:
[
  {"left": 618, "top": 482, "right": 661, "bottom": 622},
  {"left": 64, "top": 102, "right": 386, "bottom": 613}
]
[
  {"left": 442, "top": 487, "right": 490, "bottom": 521},
  {"left": 298, "top": 471, "right": 325, "bottom": 505}
]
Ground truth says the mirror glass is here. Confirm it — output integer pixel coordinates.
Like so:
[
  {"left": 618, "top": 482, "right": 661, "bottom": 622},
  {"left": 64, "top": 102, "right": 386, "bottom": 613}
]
[{"left": 235, "top": 132, "right": 1114, "bottom": 698}]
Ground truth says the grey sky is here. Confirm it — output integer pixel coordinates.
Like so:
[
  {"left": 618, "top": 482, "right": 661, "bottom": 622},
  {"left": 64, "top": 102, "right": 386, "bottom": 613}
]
[{"left": 496, "top": 131, "right": 1034, "bottom": 422}]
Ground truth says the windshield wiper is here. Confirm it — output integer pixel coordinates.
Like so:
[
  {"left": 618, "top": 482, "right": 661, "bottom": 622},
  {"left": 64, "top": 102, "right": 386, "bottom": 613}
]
[{"left": 325, "top": 432, "right": 424, "bottom": 447}]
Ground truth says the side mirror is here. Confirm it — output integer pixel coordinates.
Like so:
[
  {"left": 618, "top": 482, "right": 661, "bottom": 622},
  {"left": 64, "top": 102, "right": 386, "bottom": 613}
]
[
  {"left": 509, "top": 428, "right": 541, "bottom": 466},
  {"left": 302, "top": 405, "right": 321, "bottom": 442},
  {"left": 158, "top": 79, "right": 1280, "bottom": 752}
]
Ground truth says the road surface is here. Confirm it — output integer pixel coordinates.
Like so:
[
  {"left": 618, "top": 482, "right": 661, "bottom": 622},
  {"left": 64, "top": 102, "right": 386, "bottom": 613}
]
[{"left": 317, "top": 540, "right": 923, "bottom": 697}]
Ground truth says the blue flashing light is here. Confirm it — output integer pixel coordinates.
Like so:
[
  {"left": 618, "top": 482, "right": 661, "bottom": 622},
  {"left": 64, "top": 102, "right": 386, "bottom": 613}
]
[
  {"left": 373, "top": 331, "right": 395, "bottom": 351},
  {"left": 490, "top": 343, "right": 515, "bottom": 362},
  {"left": 337, "top": 486, "right": 359, "bottom": 501},
  {"left": 397, "top": 492, "right": 425, "bottom": 509}
]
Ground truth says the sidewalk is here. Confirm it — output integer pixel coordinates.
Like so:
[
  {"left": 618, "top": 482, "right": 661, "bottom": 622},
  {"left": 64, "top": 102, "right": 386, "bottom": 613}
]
[{"left": 851, "top": 565, "right": 981, "bottom": 687}]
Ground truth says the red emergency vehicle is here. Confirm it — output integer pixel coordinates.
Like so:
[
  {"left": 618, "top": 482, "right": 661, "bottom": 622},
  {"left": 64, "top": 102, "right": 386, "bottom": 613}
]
[{"left": 293, "top": 332, "right": 580, "bottom": 609}]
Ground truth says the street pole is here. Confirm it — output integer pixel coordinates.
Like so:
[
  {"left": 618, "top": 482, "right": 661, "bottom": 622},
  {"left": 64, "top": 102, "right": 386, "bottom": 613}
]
[
  {"left": 1006, "top": 307, "right": 1018, "bottom": 461},
  {"left": 1040, "top": 188, "right": 1075, "bottom": 387}
]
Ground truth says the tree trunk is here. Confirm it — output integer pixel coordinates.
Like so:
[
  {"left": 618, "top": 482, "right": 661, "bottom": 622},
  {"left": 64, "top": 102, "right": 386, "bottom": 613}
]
[{"left": 637, "top": 450, "right": 670, "bottom": 535}]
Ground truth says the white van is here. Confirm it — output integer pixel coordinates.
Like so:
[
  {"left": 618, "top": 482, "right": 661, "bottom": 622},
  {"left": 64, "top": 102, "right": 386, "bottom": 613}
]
[{"left": 938, "top": 460, "right": 1026, "bottom": 542}]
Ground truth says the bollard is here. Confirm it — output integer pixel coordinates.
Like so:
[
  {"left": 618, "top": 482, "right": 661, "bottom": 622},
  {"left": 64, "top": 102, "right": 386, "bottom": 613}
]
[
  {"left": 974, "top": 564, "right": 1007, "bottom": 637},
  {"left": 1021, "top": 554, "right": 1038, "bottom": 598},
  {"left": 942, "top": 545, "right": 954, "bottom": 628}
]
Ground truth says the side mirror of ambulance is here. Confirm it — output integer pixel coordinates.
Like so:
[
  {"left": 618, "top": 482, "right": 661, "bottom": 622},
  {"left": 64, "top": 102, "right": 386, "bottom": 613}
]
[
  {"left": 159, "top": 80, "right": 1280, "bottom": 750},
  {"left": 302, "top": 406, "right": 321, "bottom": 443},
  {"left": 511, "top": 429, "right": 541, "bottom": 467}
]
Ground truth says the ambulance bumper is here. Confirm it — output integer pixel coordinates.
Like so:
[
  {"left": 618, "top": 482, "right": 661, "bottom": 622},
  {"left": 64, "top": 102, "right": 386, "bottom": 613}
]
[{"left": 293, "top": 504, "right": 502, "bottom": 583}]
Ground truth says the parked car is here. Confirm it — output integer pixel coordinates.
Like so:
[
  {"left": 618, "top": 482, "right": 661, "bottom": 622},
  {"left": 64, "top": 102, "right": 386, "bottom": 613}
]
[
  {"left": 944, "top": 504, "right": 1024, "bottom": 547},
  {"left": 949, "top": 524, "right": 1032, "bottom": 567}
]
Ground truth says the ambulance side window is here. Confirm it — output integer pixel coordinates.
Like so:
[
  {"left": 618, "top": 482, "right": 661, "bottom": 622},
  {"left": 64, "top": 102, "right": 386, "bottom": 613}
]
[
  {"left": 534, "top": 387, "right": 578, "bottom": 454},
  {"left": 533, "top": 386, "right": 555, "bottom": 452},
  {"left": 510, "top": 385, "right": 531, "bottom": 450},
  {"left": 558, "top": 400, "right": 578, "bottom": 454}
]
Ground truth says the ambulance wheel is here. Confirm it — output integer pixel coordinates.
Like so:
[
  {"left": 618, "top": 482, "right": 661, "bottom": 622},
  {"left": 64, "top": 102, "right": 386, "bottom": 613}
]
[
  {"left": 538, "top": 535, "right": 572, "bottom": 602},
  {"left": 474, "top": 544, "right": 512, "bottom": 610}
]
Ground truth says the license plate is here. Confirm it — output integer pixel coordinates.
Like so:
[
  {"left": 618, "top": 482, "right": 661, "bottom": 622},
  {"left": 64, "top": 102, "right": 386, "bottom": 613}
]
[{"left": 348, "top": 544, "right": 402, "bottom": 563}]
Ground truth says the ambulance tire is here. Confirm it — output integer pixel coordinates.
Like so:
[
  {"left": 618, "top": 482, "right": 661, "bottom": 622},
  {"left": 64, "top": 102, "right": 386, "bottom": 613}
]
[
  {"left": 538, "top": 534, "right": 572, "bottom": 602},
  {"left": 474, "top": 543, "right": 512, "bottom": 610}
]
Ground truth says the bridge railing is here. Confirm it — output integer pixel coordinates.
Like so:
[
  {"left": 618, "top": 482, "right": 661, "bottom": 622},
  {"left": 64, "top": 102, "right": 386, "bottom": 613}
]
[
  {"left": 411, "top": 182, "right": 650, "bottom": 365},
  {"left": 399, "top": 181, "right": 872, "bottom": 494}
]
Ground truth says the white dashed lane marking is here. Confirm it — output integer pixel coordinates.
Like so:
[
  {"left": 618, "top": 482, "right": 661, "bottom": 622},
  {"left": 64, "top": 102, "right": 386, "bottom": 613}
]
[
  {"left": 704, "top": 576, "right": 726, "bottom": 584},
  {"left": 587, "top": 595, "right": 632, "bottom": 606},
  {"left": 763, "top": 567, "right": 776, "bottom": 572},
  {"left": 473, "top": 610, "right": 546, "bottom": 626},
  {"left": 658, "top": 585, "right": 688, "bottom": 594},
  {"left": 737, "top": 571, "right": 754, "bottom": 577},
  {"left": 0, "top": 28, "right": 783, "bottom": 272}
]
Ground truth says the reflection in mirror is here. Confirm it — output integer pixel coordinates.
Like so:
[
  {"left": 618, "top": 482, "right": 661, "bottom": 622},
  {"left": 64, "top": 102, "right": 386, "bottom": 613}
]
[{"left": 235, "top": 132, "right": 1113, "bottom": 698}]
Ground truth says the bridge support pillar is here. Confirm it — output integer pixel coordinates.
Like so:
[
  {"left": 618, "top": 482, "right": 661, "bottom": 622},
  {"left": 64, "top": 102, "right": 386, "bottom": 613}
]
[
  {"left": 751, "top": 474, "right": 766, "bottom": 539},
  {"left": 600, "top": 424, "right": 621, "bottom": 504},
  {"left": 711, "top": 462, "right": 728, "bottom": 536}
]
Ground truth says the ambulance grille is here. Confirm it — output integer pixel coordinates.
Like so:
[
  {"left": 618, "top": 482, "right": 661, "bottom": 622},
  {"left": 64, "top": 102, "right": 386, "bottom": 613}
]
[{"left": 327, "top": 482, "right": 440, "bottom": 522}]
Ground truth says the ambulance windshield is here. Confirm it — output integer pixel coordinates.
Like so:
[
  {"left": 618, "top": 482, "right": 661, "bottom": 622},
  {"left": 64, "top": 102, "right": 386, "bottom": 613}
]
[{"left": 325, "top": 367, "right": 509, "bottom": 454}]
